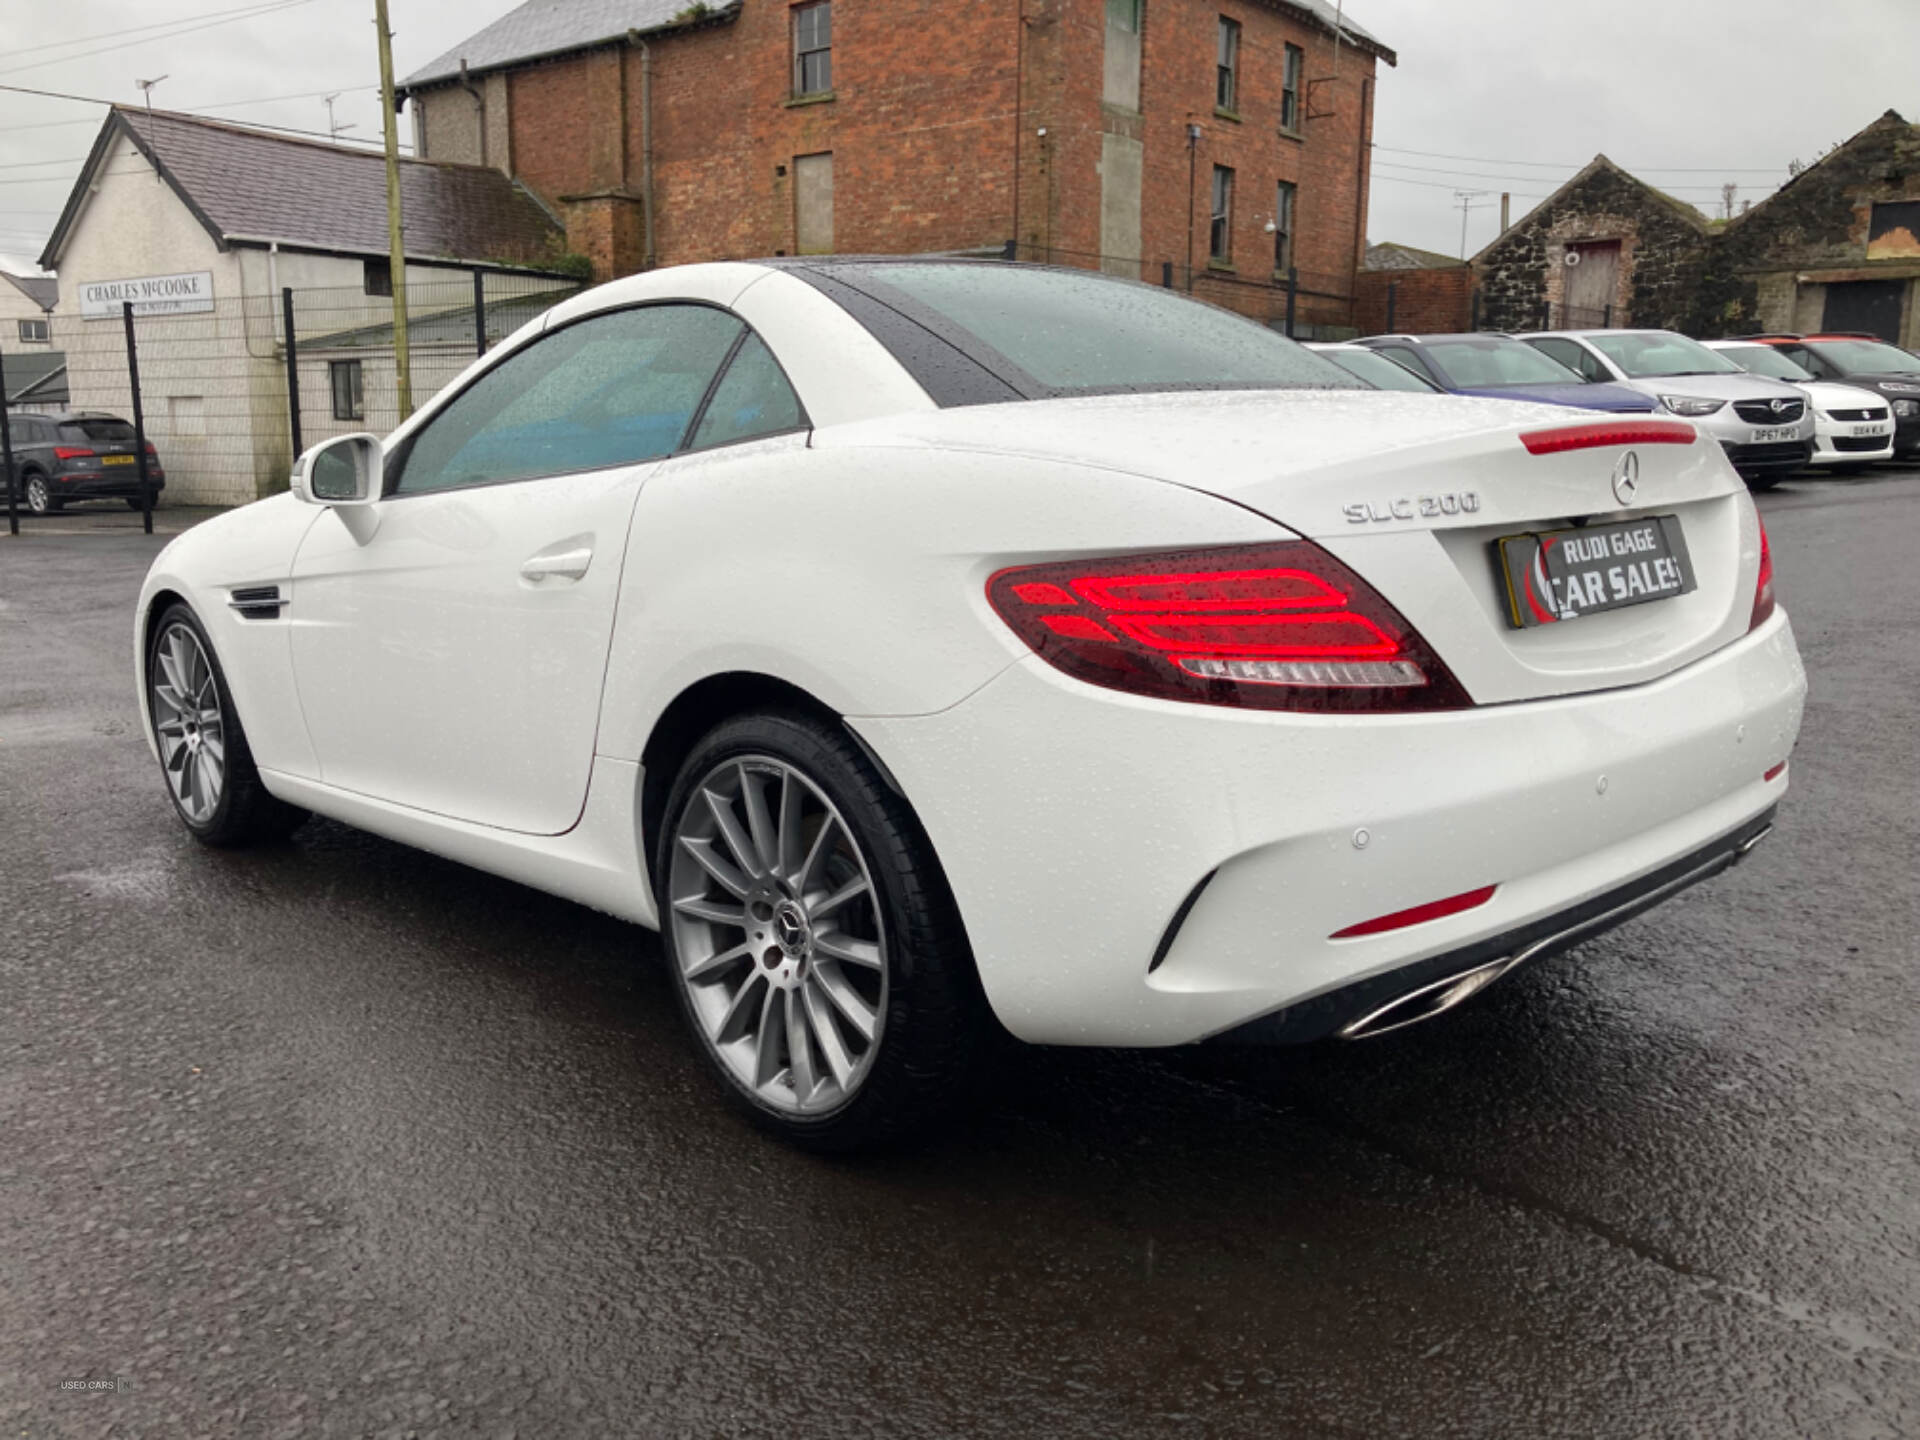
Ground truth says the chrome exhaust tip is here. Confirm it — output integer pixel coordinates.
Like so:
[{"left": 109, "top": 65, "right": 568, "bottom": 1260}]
[{"left": 1336, "top": 954, "right": 1519, "bottom": 1041}]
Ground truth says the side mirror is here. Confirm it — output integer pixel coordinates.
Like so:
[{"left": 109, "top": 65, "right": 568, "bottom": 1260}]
[{"left": 291, "top": 433, "right": 383, "bottom": 507}]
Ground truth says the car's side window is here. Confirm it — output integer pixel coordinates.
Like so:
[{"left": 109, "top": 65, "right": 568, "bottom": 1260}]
[
  {"left": 690, "top": 333, "right": 806, "bottom": 451},
  {"left": 1529, "top": 337, "right": 1598, "bottom": 381},
  {"left": 1785, "top": 346, "right": 1830, "bottom": 379},
  {"left": 395, "top": 304, "right": 745, "bottom": 495},
  {"left": 1381, "top": 346, "right": 1437, "bottom": 382}
]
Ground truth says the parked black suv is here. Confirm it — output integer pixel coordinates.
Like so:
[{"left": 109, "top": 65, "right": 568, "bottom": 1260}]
[
  {"left": 2, "top": 412, "right": 165, "bottom": 514},
  {"left": 1732, "top": 334, "right": 1920, "bottom": 457}
]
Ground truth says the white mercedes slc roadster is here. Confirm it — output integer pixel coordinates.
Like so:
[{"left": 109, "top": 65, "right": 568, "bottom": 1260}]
[{"left": 136, "top": 260, "right": 1806, "bottom": 1149}]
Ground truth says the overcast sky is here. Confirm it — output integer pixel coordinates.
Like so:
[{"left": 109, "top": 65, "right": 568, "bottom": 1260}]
[{"left": 4, "top": 0, "right": 1918, "bottom": 275}]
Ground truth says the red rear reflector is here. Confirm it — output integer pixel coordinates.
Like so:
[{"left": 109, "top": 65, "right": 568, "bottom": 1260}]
[
  {"left": 987, "top": 542, "right": 1473, "bottom": 714},
  {"left": 1764, "top": 761, "right": 1786, "bottom": 782},
  {"left": 1332, "top": 885, "right": 1497, "bottom": 939},
  {"left": 1750, "top": 515, "right": 1776, "bottom": 630},
  {"left": 53, "top": 446, "right": 96, "bottom": 460},
  {"left": 1519, "top": 420, "right": 1697, "bottom": 455}
]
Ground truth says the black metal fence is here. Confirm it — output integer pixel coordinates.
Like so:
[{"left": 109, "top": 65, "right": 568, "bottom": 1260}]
[{"left": 1, "top": 270, "right": 579, "bottom": 531}]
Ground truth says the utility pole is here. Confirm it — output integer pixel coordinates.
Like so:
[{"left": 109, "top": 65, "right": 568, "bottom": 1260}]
[
  {"left": 1721, "top": 182, "right": 1738, "bottom": 220},
  {"left": 374, "top": 0, "right": 413, "bottom": 421},
  {"left": 1453, "top": 189, "right": 1491, "bottom": 260}
]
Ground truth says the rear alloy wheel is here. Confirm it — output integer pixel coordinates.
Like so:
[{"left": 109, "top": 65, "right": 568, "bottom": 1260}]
[
  {"left": 24, "top": 474, "right": 55, "bottom": 514},
  {"left": 659, "top": 711, "right": 982, "bottom": 1151},
  {"left": 147, "top": 602, "right": 307, "bottom": 846}
]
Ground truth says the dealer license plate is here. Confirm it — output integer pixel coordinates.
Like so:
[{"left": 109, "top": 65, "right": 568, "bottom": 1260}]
[
  {"left": 101, "top": 454, "right": 136, "bottom": 466},
  {"left": 1751, "top": 425, "right": 1798, "bottom": 443},
  {"left": 1496, "top": 515, "right": 1696, "bottom": 628}
]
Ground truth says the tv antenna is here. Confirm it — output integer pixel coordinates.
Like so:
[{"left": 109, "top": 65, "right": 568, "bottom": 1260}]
[
  {"left": 1454, "top": 189, "right": 1493, "bottom": 259},
  {"left": 135, "top": 76, "right": 168, "bottom": 182},
  {"left": 323, "top": 93, "right": 357, "bottom": 144}
]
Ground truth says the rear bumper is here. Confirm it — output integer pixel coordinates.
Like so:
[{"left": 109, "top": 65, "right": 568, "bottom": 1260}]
[
  {"left": 854, "top": 613, "right": 1805, "bottom": 1047},
  {"left": 1211, "top": 805, "right": 1776, "bottom": 1044},
  {"left": 54, "top": 468, "right": 165, "bottom": 498}
]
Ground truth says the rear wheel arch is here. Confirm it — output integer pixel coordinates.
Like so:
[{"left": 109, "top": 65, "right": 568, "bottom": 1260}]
[{"left": 640, "top": 672, "right": 845, "bottom": 888}]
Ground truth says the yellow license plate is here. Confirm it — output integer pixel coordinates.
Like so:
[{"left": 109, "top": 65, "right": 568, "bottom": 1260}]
[{"left": 102, "top": 454, "right": 136, "bottom": 466}]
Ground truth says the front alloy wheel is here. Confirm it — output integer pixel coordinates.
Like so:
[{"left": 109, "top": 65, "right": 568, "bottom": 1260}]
[
  {"left": 145, "top": 602, "right": 307, "bottom": 846},
  {"left": 658, "top": 710, "right": 983, "bottom": 1150},
  {"left": 151, "top": 621, "right": 227, "bottom": 824}
]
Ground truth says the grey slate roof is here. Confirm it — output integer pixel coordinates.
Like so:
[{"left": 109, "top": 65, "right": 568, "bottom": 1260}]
[
  {"left": 403, "top": 0, "right": 742, "bottom": 89},
  {"left": 4, "top": 351, "right": 68, "bottom": 406},
  {"left": 41, "top": 109, "right": 565, "bottom": 273},
  {"left": 1, "top": 270, "right": 58, "bottom": 310}
]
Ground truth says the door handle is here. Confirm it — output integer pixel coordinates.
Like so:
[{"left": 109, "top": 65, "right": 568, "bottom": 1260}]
[{"left": 520, "top": 545, "right": 593, "bottom": 583}]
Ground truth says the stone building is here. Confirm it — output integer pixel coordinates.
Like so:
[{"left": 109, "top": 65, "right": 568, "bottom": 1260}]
[
  {"left": 1471, "top": 156, "right": 1709, "bottom": 333},
  {"left": 1694, "top": 109, "right": 1920, "bottom": 346},
  {"left": 399, "top": 0, "right": 1395, "bottom": 328}
]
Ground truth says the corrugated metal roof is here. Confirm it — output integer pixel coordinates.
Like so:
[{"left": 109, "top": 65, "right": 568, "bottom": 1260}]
[
  {"left": 94, "top": 109, "right": 564, "bottom": 269},
  {"left": 403, "top": 0, "right": 741, "bottom": 89}
]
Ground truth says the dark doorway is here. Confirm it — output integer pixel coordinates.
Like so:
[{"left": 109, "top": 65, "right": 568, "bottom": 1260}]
[{"left": 1821, "top": 280, "right": 1905, "bottom": 341}]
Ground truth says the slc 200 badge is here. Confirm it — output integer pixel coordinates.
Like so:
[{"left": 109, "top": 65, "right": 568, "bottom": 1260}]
[{"left": 1344, "top": 491, "right": 1482, "bottom": 524}]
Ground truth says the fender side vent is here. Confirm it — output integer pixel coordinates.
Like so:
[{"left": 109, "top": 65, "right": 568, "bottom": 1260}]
[{"left": 228, "top": 585, "right": 283, "bottom": 620}]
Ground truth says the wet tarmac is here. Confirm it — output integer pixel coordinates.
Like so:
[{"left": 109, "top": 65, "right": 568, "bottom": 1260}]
[{"left": 2, "top": 473, "right": 1917, "bottom": 1438}]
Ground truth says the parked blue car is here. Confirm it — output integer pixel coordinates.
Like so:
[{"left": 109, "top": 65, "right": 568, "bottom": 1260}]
[{"left": 1355, "top": 333, "right": 1658, "bottom": 413}]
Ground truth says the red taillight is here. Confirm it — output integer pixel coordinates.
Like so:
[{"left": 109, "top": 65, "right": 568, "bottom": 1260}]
[
  {"left": 144, "top": 441, "right": 157, "bottom": 454},
  {"left": 986, "top": 542, "right": 1473, "bottom": 713},
  {"left": 1750, "top": 515, "right": 1775, "bottom": 630},
  {"left": 53, "top": 446, "right": 95, "bottom": 460},
  {"left": 1332, "top": 885, "right": 1497, "bottom": 939},
  {"left": 1763, "top": 761, "right": 1786, "bottom": 783},
  {"left": 1518, "top": 420, "right": 1697, "bottom": 455}
]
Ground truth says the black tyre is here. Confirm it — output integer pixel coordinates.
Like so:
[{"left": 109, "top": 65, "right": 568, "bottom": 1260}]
[
  {"left": 23, "top": 473, "right": 57, "bottom": 514},
  {"left": 656, "top": 709, "right": 985, "bottom": 1152},
  {"left": 125, "top": 496, "right": 146, "bottom": 510},
  {"left": 1744, "top": 474, "right": 1784, "bottom": 493},
  {"left": 146, "top": 602, "right": 308, "bottom": 847}
]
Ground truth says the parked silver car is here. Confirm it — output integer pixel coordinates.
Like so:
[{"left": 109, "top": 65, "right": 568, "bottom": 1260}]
[{"left": 1519, "top": 329, "right": 1815, "bottom": 489}]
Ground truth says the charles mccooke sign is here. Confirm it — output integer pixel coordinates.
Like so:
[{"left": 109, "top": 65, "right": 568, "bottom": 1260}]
[{"left": 79, "top": 271, "right": 214, "bottom": 320}]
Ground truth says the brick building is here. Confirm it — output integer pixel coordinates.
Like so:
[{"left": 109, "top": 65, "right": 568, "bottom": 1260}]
[{"left": 400, "top": 0, "right": 1393, "bottom": 328}]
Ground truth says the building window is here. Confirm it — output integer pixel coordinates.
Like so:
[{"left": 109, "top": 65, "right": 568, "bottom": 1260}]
[
  {"left": 1210, "top": 165, "right": 1234, "bottom": 263},
  {"left": 1273, "top": 180, "right": 1296, "bottom": 272},
  {"left": 793, "top": 3, "right": 832, "bottom": 96},
  {"left": 1106, "top": 0, "right": 1141, "bottom": 32},
  {"left": 363, "top": 260, "right": 392, "bottom": 297},
  {"left": 17, "top": 318, "right": 49, "bottom": 344},
  {"left": 794, "top": 152, "right": 835, "bottom": 255},
  {"left": 330, "top": 360, "right": 365, "bottom": 421},
  {"left": 1280, "top": 43, "right": 1304, "bottom": 131},
  {"left": 1215, "top": 18, "right": 1240, "bottom": 112}
]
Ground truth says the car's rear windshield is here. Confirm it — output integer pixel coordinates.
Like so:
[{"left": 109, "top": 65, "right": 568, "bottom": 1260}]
[
  {"left": 1586, "top": 332, "right": 1744, "bottom": 379},
  {"left": 836, "top": 262, "right": 1361, "bottom": 398},
  {"left": 1420, "top": 338, "right": 1581, "bottom": 387},
  {"left": 57, "top": 417, "right": 136, "bottom": 444},
  {"left": 1718, "top": 345, "right": 1813, "bottom": 382},
  {"left": 1805, "top": 339, "right": 1920, "bottom": 375}
]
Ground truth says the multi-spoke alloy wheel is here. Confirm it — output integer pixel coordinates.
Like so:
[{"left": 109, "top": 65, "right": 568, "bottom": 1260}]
[
  {"left": 151, "top": 622, "right": 227, "bottom": 824},
  {"left": 668, "top": 754, "right": 889, "bottom": 1116},
  {"left": 144, "top": 601, "right": 307, "bottom": 847}
]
